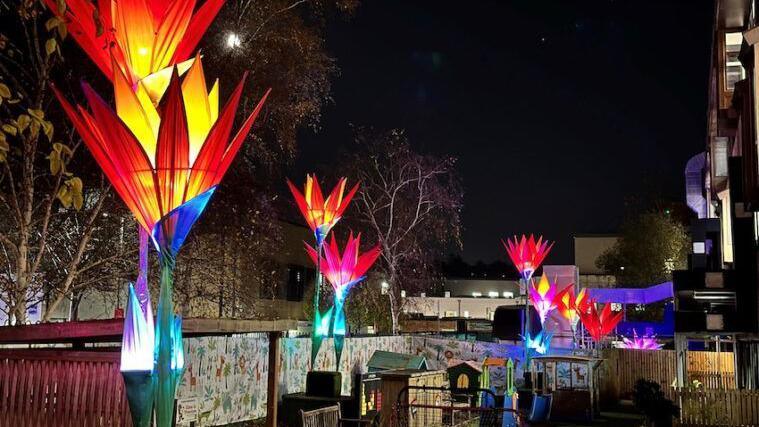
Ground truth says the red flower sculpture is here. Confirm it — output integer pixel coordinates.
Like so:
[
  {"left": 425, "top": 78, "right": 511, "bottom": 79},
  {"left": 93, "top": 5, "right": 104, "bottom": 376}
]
[
  {"left": 502, "top": 234, "right": 553, "bottom": 280},
  {"left": 577, "top": 300, "right": 623, "bottom": 343},
  {"left": 53, "top": 58, "right": 269, "bottom": 252},
  {"left": 288, "top": 175, "right": 359, "bottom": 246},
  {"left": 45, "top": 0, "right": 223, "bottom": 91},
  {"left": 305, "top": 233, "right": 381, "bottom": 300}
]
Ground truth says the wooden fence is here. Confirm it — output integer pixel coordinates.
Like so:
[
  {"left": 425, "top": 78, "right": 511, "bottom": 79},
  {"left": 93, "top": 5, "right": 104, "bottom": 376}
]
[
  {"left": 0, "top": 350, "right": 132, "bottom": 427},
  {"left": 673, "top": 388, "right": 759, "bottom": 426},
  {"left": 602, "top": 348, "right": 736, "bottom": 400}
]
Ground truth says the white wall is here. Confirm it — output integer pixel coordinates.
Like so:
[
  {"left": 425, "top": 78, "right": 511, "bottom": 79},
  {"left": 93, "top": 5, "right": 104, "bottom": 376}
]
[{"left": 404, "top": 296, "right": 520, "bottom": 319}]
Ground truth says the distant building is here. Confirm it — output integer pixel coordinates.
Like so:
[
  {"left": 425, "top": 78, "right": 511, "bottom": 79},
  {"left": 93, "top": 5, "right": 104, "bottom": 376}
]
[{"left": 573, "top": 235, "right": 618, "bottom": 287}]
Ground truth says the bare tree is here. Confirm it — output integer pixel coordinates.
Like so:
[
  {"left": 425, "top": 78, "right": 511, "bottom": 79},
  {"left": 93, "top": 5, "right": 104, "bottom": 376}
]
[
  {"left": 0, "top": 1, "right": 131, "bottom": 323},
  {"left": 346, "top": 128, "right": 463, "bottom": 334}
]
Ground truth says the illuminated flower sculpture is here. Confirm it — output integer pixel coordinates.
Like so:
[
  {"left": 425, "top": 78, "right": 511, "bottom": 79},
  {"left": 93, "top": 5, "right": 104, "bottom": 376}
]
[
  {"left": 54, "top": 57, "right": 268, "bottom": 426},
  {"left": 619, "top": 330, "right": 663, "bottom": 350},
  {"left": 523, "top": 330, "right": 554, "bottom": 357},
  {"left": 529, "top": 275, "right": 558, "bottom": 324},
  {"left": 306, "top": 233, "right": 380, "bottom": 365},
  {"left": 502, "top": 234, "right": 553, "bottom": 365},
  {"left": 45, "top": 0, "right": 223, "bottom": 95},
  {"left": 502, "top": 234, "right": 554, "bottom": 281},
  {"left": 288, "top": 175, "right": 358, "bottom": 365},
  {"left": 577, "top": 300, "right": 624, "bottom": 345},
  {"left": 288, "top": 175, "right": 358, "bottom": 246}
]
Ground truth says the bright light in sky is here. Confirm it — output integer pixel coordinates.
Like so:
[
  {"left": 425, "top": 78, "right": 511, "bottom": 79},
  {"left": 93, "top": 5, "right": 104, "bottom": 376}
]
[{"left": 226, "top": 33, "right": 241, "bottom": 49}]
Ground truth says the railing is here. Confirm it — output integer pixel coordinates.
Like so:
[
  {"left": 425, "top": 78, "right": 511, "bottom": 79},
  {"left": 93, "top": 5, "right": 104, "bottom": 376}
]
[
  {"left": 0, "top": 349, "right": 131, "bottom": 427},
  {"left": 390, "top": 386, "right": 521, "bottom": 427}
]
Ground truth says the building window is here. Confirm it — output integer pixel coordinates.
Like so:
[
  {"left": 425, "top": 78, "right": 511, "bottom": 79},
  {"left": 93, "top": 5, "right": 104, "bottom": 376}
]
[
  {"left": 286, "top": 265, "right": 314, "bottom": 301},
  {"left": 721, "top": 31, "right": 746, "bottom": 108},
  {"left": 725, "top": 32, "right": 745, "bottom": 88}
]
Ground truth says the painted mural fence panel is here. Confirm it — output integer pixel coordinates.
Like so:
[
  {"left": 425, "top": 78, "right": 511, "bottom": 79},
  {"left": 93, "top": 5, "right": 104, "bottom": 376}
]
[
  {"left": 0, "top": 350, "right": 132, "bottom": 427},
  {"left": 278, "top": 335, "right": 412, "bottom": 396},
  {"left": 176, "top": 333, "right": 270, "bottom": 425}
]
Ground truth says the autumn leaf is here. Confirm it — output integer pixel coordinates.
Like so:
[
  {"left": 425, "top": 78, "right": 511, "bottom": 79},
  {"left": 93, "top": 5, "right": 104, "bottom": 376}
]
[
  {"left": 45, "top": 38, "right": 57, "bottom": 57},
  {"left": 16, "top": 114, "right": 31, "bottom": 132},
  {"left": 0, "top": 83, "right": 10, "bottom": 98},
  {"left": 1, "top": 124, "right": 15, "bottom": 135}
]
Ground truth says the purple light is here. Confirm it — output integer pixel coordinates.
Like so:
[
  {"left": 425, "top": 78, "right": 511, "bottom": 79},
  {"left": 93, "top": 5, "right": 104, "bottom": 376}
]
[{"left": 618, "top": 329, "right": 663, "bottom": 350}]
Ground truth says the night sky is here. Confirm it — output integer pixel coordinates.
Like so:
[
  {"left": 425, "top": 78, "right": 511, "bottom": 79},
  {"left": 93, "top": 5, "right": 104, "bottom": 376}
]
[{"left": 295, "top": 0, "right": 715, "bottom": 264}]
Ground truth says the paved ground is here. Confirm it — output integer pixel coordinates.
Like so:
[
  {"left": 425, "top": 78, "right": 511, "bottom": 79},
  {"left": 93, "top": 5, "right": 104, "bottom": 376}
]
[{"left": 551, "top": 400, "right": 645, "bottom": 427}]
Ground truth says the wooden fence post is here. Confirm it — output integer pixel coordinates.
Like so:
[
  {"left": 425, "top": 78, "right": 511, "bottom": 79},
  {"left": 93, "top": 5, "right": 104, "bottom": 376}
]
[{"left": 266, "top": 331, "right": 283, "bottom": 427}]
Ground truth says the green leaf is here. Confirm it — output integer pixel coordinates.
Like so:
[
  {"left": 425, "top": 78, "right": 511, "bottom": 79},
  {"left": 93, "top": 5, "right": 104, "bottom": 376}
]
[
  {"left": 56, "top": 0, "right": 66, "bottom": 15},
  {"left": 45, "top": 38, "right": 57, "bottom": 57},
  {"left": 0, "top": 83, "right": 10, "bottom": 99}
]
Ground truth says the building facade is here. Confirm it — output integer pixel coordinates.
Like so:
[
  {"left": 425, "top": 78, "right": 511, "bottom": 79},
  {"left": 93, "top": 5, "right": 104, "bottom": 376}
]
[{"left": 675, "top": 0, "right": 759, "bottom": 388}]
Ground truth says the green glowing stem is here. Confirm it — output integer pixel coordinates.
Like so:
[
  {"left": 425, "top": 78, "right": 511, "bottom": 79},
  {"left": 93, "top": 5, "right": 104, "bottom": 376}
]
[
  {"left": 310, "top": 241, "right": 324, "bottom": 368},
  {"left": 155, "top": 254, "right": 177, "bottom": 427}
]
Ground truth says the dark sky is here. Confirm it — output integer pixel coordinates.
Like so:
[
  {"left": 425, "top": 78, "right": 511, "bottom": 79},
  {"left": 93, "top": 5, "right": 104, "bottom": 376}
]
[{"left": 295, "top": 0, "right": 715, "bottom": 264}]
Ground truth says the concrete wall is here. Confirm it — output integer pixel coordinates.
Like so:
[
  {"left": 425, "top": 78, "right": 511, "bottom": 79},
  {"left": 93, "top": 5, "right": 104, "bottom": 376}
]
[{"left": 573, "top": 235, "right": 618, "bottom": 274}]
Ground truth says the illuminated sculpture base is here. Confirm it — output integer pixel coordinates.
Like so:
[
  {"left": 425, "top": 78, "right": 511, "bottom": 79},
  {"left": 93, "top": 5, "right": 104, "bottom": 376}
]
[{"left": 122, "top": 370, "right": 155, "bottom": 427}]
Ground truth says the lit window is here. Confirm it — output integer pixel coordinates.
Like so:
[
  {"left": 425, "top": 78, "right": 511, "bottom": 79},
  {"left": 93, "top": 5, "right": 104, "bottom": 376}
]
[
  {"left": 471, "top": 292, "right": 482, "bottom": 297},
  {"left": 488, "top": 291, "right": 499, "bottom": 298},
  {"left": 502, "top": 291, "right": 514, "bottom": 298}
]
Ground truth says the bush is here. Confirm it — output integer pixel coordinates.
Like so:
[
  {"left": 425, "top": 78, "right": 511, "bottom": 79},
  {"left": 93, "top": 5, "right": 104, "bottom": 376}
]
[{"left": 633, "top": 379, "right": 679, "bottom": 427}]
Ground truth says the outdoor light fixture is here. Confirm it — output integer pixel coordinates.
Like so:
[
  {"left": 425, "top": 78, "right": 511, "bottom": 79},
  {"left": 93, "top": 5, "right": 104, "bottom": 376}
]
[
  {"left": 472, "top": 292, "right": 482, "bottom": 297},
  {"left": 288, "top": 175, "right": 359, "bottom": 366},
  {"left": 306, "top": 233, "right": 380, "bottom": 365},
  {"left": 226, "top": 32, "right": 242, "bottom": 48}
]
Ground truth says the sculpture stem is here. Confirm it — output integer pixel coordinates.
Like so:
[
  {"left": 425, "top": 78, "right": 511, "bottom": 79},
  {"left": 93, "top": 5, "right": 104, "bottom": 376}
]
[{"left": 155, "top": 252, "right": 178, "bottom": 427}]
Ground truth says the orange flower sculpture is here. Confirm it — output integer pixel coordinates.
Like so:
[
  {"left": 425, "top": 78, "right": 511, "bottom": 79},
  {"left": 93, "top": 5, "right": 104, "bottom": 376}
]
[
  {"left": 288, "top": 175, "right": 359, "bottom": 246},
  {"left": 45, "top": 0, "right": 223, "bottom": 97},
  {"left": 553, "top": 285, "right": 587, "bottom": 330},
  {"left": 53, "top": 57, "right": 269, "bottom": 253},
  {"left": 577, "top": 300, "right": 623, "bottom": 343},
  {"left": 502, "top": 234, "right": 553, "bottom": 281}
]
